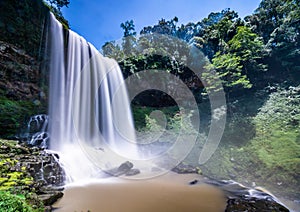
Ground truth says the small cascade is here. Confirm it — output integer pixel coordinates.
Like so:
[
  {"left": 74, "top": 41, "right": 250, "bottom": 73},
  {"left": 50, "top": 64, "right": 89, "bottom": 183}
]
[
  {"left": 26, "top": 114, "right": 49, "bottom": 148},
  {"left": 47, "top": 13, "right": 138, "bottom": 181}
]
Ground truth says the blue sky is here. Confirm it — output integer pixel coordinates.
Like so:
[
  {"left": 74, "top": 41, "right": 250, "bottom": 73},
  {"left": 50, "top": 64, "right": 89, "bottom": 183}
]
[{"left": 62, "top": 0, "right": 262, "bottom": 49}]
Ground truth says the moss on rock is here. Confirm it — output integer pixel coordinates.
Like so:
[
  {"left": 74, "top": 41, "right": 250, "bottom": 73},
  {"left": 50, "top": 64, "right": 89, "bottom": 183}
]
[{"left": 0, "top": 139, "right": 65, "bottom": 210}]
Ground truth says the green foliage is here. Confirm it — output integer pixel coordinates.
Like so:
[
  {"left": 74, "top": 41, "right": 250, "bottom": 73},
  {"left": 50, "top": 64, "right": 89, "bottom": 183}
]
[
  {"left": 0, "top": 0, "right": 49, "bottom": 58},
  {"left": 193, "top": 9, "right": 242, "bottom": 59},
  {"left": 251, "top": 84, "right": 300, "bottom": 172},
  {"left": 196, "top": 87, "right": 300, "bottom": 199},
  {"left": 108, "top": 8, "right": 269, "bottom": 101},
  {"left": 102, "top": 41, "right": 124, "bottom": 61},
  {"left": 0, "top": 140, "right": 45, "bottom": 211},
  {"left": 140, "top": 17, "right": 179, "bottom": 36},
  {"left": 120, "top": 20, "right": 137, "bottom": 56},
  {"left": 0, "top": 192, "right": 36, "bottom": 212},
  {"left": 132, "top": 105, "right": 197, "bottom": 140},
  {"left": 222, "top": 115, "right": 256, "bottom": 146},
  {"left": 248, "top": 91, "right": 300, "bottom": 196},
  {"left": 246, "top": 0, "right": 300, "bottom": 83},
  {"left": 229, "top": 26, "right": 265, "bottom": 61},
  {"left": 43, "top": 1, "right": 69, "bottom": 29},
  {"left": 47, "top": 0, "right": 70, "bottom": 10},
  {"left": 0, "top": 98, "right": 25, "bottom": 138},
  {"left": 255, "top": 86, "right": 300, "bottom": 131},
  {"left": 132, "top": 106, "right": 179, "bottom": 130},
  {"left": 211, "top": 52, "right": 251, "bottom": 91},
  {"left": 208, "top": 25, "right": 266, "bottom": 93},
  {"left": 107, "top": 2, "right": 300, "bottom": 99},
  {"left": 120, "top": 20, "right": 136, "bottom": 37},
  {"left": 0, "top": 97, "right": 38, "bottom": 138},
  {"left": 249, "top": 86, "right": 300, "bottom": 178}
]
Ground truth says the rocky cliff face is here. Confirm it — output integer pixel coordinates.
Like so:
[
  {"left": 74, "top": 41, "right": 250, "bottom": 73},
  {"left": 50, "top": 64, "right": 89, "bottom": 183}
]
[
  {"left": 0, "top": 0, "right": 49, "bottom": 138},
  {"left": 0, "top": 41, "right": 44, "bottom": 101},
  {"left": 0, "top": 41, "right": 48, "bottom": 138}
]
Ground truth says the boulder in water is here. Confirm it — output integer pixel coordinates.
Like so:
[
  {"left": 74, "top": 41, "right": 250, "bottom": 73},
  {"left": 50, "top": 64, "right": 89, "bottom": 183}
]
[
  {"left": 172, "top": 162, "right": 202, "bottom": 174},
  {"left": 105, "top": 161, "right": 141, "bottom": 177},
  {"left": 207, "top": 179, "right": 290, "bottom": 211},
  {"left": 125, "top": 168, "right": 141, "bottom": 176},
  {"left": 226, "top": 197, "right": 289, "bottom": 211}
]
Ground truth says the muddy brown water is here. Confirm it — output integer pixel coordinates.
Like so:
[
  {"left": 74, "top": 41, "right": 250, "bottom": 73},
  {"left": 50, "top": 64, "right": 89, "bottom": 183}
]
[{"left": 54, "top": 172, "right": 227, "bottom": 212}]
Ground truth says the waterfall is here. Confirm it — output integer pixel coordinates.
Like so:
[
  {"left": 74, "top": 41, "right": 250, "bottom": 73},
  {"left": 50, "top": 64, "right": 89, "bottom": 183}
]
[{"left": 47, "top": 13, "right": 137, "bottom": 181}]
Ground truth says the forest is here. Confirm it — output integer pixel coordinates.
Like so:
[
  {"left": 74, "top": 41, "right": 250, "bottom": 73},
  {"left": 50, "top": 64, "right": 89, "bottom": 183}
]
[{"left": 102, "top": 0, "right": 300, "bottom": 205}]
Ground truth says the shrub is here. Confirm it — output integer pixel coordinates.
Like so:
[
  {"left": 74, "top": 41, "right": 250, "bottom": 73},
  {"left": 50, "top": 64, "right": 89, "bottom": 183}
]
[{"left": 0, "top": 192, "right": 35, "bottom": 212}]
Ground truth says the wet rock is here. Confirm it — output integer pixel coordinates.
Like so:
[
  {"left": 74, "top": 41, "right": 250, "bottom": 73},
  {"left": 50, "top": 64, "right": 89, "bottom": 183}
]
[
  {"left": 106, "top": 161, "right": 139, "bottom": 177},
  {"left": 172, "top": 162, "right": 202, "bottom": 174},
  {"left": 225, "top": 197, "right": 289, "bottom": 212},
  {"left": 207, "top": 179, "right": 290, "bottom": 212},
  {"left": 118, "top": 161, "right": 134, "bottom": 172},
  {"left": 189, "top": 179, "right": 199, "bottom": 185},
  {"left": 125, "top": 168, "right": 141, "bottom": 176},
  {"left": 0, "top": 139, "right": 65, "bottom": 207},
  {"left": 38, "top": 191, "right": 63, "bottom": 206}
]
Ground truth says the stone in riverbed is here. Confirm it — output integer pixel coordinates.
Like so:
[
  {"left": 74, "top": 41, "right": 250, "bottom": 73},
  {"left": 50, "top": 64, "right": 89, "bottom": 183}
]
[
  {"left": 225, "top": 197, "right": 289, "bottom": 212},
  {"left": 125, "top": 168, "right": 141, "bottom": 176},
  {"left": 105, "top": 161, "right": 141, "bottom": 177},
  {"left": 118, "top": 161, "right": 134, "bottom": 172},
  {"left": 172, "top": 162, "right": 202, "bottom": 175},
  {"left": 38, "top": 191, "right": 63, "bottom": 206},
  {"left": 189, "top": 179, "right": 199, "bottom": 185},
  {"left": 207, "top": 179, "right": 290, "bottom": 212}
]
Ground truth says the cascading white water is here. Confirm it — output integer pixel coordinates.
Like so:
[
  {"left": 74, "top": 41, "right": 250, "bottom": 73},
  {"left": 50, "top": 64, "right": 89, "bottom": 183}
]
[
  {"left": 47, "top": 13, "right": 137, "bottom": 182},
  {"left": 26, "top": 114, "right": 49, "bottom": 147}
]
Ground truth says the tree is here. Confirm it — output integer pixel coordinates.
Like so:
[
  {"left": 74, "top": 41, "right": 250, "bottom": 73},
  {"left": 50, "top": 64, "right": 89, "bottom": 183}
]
[
  {"left": 44, "top": 0, "right": 70, "bottom": 28},
  {"left": 102, "top": 41, "right": 124, "bottom": 61},
  {"left": 209, "top": 26, "right": 266, "bottom": 95},
  {"left": 193, "top": 9, "right": 243, "bottom": 59},
  {"left": 246, "top": 0, "right": 300, "bottom": 83},
  {"left": 120, "top": 20, "right": 137, "bottom": 56},
  {"left": 140, "top": 17, "right": 178, "bottom": 36},
  {"left": 211, "top": 52, "right": 250, "bottom": 92},
  {"left": 48, "top": 0, "right": 70, "bottom": 11},
  {"left": 228, "top": 26, "right": 267, "bottom": 84},
  {"left": 245, "top": 0, "right": 287, "bottom": 43},
  {"left": 120, "top": 20, "right": 136, "bottom": 37}
]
